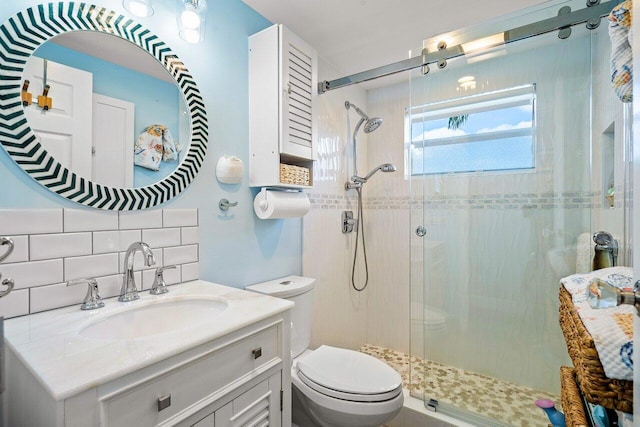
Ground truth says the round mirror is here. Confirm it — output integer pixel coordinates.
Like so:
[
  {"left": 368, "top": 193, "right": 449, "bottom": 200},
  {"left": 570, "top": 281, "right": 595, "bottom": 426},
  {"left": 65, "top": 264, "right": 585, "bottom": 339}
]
[{"left": 0, "top": 2, "right": 208, "bottom": 210}]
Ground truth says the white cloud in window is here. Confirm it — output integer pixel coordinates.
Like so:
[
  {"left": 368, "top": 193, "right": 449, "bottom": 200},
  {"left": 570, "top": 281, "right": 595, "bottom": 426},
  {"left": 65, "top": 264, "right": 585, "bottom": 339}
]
[
  {"left": 413, "top": 127, "right": 466, "bottom": 141},
  {"left": 477, "top": 120, "right": 532, "bottom": 134}
]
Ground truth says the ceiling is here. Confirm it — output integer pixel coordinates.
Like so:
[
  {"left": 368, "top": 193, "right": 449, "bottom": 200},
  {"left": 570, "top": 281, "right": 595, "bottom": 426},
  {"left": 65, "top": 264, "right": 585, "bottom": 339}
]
[{"left": 242, "top": 0, "right": 548, "bottom": 87}]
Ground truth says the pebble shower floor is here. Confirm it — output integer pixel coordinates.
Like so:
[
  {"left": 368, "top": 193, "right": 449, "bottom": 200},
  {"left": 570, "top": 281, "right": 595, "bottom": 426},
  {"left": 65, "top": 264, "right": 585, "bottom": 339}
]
[{"left": 359, "top": 344, "right": 560, "bottom": 426}]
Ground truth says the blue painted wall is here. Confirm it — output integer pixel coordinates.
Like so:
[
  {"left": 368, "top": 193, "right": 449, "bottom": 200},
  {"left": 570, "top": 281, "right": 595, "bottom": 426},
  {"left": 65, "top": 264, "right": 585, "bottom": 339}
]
[{"left": 0, "top": 0, "right": 303, "bottom": 288}]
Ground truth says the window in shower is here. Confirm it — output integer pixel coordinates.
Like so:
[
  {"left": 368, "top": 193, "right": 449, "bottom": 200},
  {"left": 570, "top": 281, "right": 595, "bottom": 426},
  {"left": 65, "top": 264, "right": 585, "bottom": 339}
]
[{"left": 407, "top": 84, "right": 536, "bottom": 175}]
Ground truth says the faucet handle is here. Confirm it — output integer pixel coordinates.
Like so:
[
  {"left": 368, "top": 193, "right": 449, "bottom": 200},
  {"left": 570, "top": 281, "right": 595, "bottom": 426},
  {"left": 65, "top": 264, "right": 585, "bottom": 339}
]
[
  {"left": 150, "top": 265, "right": 176, "bottom": 295},
  {"left": 67, "top": 278, "right": 105, "bottom": 310}
]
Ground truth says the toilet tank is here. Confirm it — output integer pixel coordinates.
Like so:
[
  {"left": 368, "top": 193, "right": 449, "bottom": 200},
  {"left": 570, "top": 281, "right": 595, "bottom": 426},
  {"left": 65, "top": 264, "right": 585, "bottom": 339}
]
[{"left": 246, "top": 276, "right": 315, "bottom": 358}]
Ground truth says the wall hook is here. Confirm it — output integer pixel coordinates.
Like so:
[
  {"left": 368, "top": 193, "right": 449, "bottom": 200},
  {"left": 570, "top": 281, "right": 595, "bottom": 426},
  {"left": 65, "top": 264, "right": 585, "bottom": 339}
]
[
  {"left": 219, "top": 199, "right": 238, "bottom": 211},
  {"left": 38, "top": 84, "right": 52, "bottom": 111},
  {"left": 21, "top": 80, "right": 32, "bottom": 106}
]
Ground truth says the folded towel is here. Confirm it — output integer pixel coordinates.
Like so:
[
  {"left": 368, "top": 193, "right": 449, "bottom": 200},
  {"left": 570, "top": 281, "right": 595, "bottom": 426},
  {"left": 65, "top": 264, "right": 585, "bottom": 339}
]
[
  {"left": 560, "top": 267, "right": 634, "bottom": 381},
  {"left": 134, "top": 125, "right": 183, "bottom": 171},
  {"left": 609, "top": 0, "right": 633, "bottom": 103}
]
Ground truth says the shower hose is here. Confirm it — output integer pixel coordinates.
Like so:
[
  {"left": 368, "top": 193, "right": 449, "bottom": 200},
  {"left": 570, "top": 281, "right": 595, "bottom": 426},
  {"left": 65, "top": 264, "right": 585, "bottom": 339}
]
[{"left": 351, "top": 186, "right": 368, "bottom": 291}]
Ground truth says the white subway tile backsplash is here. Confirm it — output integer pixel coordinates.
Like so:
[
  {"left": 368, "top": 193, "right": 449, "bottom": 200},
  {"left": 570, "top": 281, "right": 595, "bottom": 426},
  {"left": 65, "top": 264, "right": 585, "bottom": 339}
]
[
  {"left": 164, "top": 265, "right": 181, "bottom": 286},
  {"left": 119, "top": 210, "right": 162, "bottom": 230},
  {"left": 142, "top": 228, "right": 181, "bottom": 249},
  {"left": 0, "top": 209, "right": 62, "bottom": 235},
  {"left": 30, "top": 282, "right": 86, "bottom": 313},
  {"left": 163, "top": 209, "right": 198, "bottom": 227},
  {"left": 64, "top": 209, "right": 118, "bottom": 232},
  {"left": 93, "top": 230, "right": 141, "bottom": 254},
  {"left": 0, "top": 235, "right": 28, "bottom": 264},
  {"left": 181, "top": 227, "right": 199, "bottom": 245},
  {"left": 0, "top": 289, "right": 29, "bottom": 318},
  {"left": 1, "top": 259, "right": 63, "bottom": 290},
  {"left": 164, "top": 245, "right": 198, "bottom": 265},
  {"left": 65, "top": 254, "right": 119, "bottom": 281},
  {"left": 181, "top": 262, "right": 199, "bottom": 282},
  {"left": 94, "top": 274, "right": 126, "bottom": 299},
  {"left": 30, "top": 233, "right": 92, "bottom": 261},
  {"left": 0, "top": 208, "right": 198, "bottom": 317}
]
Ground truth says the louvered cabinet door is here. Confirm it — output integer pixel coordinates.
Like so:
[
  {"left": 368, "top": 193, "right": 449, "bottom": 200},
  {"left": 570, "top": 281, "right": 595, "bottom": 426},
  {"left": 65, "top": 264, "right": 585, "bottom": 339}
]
[
  {"left": 280, "top": 28, "right": 316, "bottom": 160},
  {"left": 249, "top": 24, "right": 317, "bottom": 188},
  {"left": 212, "top": 372, "right": 282, "bottom": 427}
]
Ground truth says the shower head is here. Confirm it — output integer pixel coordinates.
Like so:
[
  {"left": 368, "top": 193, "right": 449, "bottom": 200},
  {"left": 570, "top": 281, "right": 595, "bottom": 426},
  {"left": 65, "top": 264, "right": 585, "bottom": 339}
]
[
  {"left": 363, "top": 117, "right": 383, "bottom": 133},
  {"left": 345, "top": 101, "right": 383, "bottom": 134},
  {"left": 362, "top": 163, "right": 397, "bottom": 182}
]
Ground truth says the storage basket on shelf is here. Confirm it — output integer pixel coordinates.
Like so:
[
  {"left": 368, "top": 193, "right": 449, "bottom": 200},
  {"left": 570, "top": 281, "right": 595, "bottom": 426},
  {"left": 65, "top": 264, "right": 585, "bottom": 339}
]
[
  {"left": 560, "top": 366, "right": 589, "bottom": 427},
  {"left": 558, "top": 285, "right": 633, "bottom": 413},
  {"left": 279, "top": 163, "right": 310, "bottom": 186}
]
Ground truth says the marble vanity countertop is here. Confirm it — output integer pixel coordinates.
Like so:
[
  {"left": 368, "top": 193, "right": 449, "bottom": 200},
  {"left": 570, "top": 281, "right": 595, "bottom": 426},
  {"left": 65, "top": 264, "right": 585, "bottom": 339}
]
[{"left": 4, "top": 280, "right": 293, "bottom": 401}]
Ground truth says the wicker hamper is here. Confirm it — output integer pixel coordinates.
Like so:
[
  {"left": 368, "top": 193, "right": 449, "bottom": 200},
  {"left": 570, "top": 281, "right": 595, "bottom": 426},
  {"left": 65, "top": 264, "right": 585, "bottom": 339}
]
[
  {"left": 560, "top": 366, "right": 589, "bottom": 427},
  {"left": 558, "top": 287, "right": 633, "bottom": 413}
]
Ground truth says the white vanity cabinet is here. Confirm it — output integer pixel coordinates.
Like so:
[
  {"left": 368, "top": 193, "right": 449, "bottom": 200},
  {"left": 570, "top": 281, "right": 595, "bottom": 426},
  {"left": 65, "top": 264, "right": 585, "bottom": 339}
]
[
  {"left": 4, "top": 281, "right": 293, "bottom": 427},
  {"left": 249, "top": 24, "right": 317, "bottom": 189}
]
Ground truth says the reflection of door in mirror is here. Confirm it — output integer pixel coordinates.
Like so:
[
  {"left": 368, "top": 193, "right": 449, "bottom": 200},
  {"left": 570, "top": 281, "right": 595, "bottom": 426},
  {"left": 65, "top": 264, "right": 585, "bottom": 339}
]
[
  {"left": 23, "top": 58, "right": 93, "bottom": 179},
  {"left": 92, "top": 95, "right": 135, "bottom": 187}
]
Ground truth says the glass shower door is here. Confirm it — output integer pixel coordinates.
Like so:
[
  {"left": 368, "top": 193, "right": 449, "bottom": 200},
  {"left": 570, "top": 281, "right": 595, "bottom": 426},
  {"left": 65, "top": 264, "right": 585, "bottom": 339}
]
[{"left": 407, "top": 1, "right": 626, "bottom": 424}]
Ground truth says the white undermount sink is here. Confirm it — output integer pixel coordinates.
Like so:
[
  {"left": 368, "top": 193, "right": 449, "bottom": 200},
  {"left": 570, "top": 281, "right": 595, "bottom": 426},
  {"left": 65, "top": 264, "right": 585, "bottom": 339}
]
[{"left": 79, "top": 298, "right": 228, "bottom": 340}]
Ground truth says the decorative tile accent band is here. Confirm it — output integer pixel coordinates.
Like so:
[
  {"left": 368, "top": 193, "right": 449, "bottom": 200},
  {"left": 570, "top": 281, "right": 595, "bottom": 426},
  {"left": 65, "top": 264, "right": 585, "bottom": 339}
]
[
  {"left": 306, "top": 192, "right": 602, "bottom": 210},
  {"left": 0, "top": 208, "right": 199, "bottom": 318}
]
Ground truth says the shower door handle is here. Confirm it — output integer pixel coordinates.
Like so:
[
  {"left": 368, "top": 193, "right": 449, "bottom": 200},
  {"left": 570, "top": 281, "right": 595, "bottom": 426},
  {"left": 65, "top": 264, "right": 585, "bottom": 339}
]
[{"left": 416, "top": 226, "right": 427, "bottom": 237}]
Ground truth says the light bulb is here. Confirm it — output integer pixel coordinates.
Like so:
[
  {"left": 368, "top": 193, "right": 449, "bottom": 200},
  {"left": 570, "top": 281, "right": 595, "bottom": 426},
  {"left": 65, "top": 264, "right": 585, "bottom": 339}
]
[
  {"left": 181, "top": 4, "right": 201, "bottom": 29},
  {"left": 122, "top": 0, "right": 154, "bottom": 17},
  {"left": 180, "top": 28, "right": 201, "bottom": 44}
]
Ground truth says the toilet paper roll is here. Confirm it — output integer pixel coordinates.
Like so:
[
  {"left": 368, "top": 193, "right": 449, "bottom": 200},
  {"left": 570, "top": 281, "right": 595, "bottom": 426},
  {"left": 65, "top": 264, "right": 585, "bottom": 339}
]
[{"left": 253, "top": 190, "right": 311, "bottom": 219}]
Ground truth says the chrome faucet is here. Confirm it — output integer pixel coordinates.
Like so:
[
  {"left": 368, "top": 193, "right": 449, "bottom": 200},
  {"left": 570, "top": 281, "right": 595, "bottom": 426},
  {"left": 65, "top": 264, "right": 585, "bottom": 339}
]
[{"left": 119, "top": 242, "right": 156, "bottom": 302}]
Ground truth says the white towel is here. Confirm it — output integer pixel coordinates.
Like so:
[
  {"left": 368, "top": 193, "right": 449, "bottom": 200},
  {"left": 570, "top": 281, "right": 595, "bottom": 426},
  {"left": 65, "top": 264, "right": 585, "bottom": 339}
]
[{"left": 560, "top": 267, "right": 634, "bottom": 381}]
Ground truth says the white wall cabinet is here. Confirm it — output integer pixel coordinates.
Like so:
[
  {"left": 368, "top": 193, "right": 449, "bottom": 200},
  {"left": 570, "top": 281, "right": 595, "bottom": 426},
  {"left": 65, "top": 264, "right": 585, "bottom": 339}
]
[
  {"left": 249, "top": 24, "right": 317, "bottom": 189},
  {"left": 6, "top": 315, "right": 291, "bottom": 427}
]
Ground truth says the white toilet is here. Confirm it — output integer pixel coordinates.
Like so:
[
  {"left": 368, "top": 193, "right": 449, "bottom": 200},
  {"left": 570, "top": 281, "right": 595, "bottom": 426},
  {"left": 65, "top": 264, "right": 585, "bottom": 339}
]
[{"left": 246, "top": 276, "right": 404, "bottom": 427}]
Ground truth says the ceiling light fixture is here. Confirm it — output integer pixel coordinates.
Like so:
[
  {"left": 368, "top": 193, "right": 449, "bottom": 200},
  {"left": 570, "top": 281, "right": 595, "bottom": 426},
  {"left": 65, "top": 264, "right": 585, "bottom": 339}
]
[
  {"left": 122, "top": 0, "right": 154, "bottom": 18},
  {"left": 178, "top": 0, "right": 207, "bottom": 44}
]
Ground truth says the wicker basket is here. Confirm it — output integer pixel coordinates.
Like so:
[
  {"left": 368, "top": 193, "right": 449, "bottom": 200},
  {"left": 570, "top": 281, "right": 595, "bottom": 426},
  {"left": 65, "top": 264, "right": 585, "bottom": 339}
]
[
  {"left": 279, "top": 163, "right": 310, "bottom": 186},
  {"left": 560, "top": 366, "right": 589, "bottom": 427},
  {"left": 559, "top": 287, "right": 633, "bottom": 412}
]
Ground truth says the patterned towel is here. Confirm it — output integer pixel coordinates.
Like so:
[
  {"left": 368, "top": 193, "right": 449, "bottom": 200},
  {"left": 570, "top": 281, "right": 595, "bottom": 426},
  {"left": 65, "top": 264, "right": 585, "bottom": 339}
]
[
  {"left": 560, "top": 266, "right": 634, "bottom": 381},
  {"left": 134, "top": 124, "right": 183, "bottom": 171},
  {"left": 609, "top": 0, "right": 633, "bottom": 103}
]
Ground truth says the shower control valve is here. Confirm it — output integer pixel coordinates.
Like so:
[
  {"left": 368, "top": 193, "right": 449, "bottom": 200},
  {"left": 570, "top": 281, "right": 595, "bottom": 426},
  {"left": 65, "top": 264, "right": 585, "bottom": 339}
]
[{"left": 342, "top": 211, "right": 357, "bottom": 234}]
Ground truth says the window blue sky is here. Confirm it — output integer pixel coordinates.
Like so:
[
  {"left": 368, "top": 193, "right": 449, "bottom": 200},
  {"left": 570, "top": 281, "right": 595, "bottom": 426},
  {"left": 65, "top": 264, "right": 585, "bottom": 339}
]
[{"left": 409, "top": 86, "right": 535, "bottom": 175}]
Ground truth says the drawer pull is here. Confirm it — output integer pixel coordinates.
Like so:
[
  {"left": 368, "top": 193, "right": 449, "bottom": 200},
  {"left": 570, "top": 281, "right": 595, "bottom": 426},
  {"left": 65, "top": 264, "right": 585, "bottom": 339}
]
[
  {"left": 157, "top": 394, "right": 171, "bottom": 412},
  {"left": 252, "top": 347, "right": 262, "bottom": 359}
]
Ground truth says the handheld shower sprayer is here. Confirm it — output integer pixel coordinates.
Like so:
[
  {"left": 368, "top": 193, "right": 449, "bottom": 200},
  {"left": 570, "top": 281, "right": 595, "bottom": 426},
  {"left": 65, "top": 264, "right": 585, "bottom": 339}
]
[
  {"left": 344, "top": 101, "right": 394, "bottom": 292},
  {"left": 349, "top": 163, "right": 397, "bottom": 187}
]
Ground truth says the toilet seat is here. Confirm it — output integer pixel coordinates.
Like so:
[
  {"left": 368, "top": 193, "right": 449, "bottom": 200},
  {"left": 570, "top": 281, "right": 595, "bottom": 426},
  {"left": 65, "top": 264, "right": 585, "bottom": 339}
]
[{"left": 295, "top": 345, "right": 403, "bottom": 403}]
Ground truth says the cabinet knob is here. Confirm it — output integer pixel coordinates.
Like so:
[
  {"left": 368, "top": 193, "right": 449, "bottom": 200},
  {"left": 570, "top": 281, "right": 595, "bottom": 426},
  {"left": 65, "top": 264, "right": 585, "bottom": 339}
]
[
  {"left": 157, "top": 394, "right": 171, "bottom": 412},
  {"left": 252, "top": 347, "right": 262, "bottom": 359}
]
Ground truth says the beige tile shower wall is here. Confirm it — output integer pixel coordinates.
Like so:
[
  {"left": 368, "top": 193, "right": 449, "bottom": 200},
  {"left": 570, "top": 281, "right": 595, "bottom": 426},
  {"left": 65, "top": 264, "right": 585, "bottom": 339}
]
[
  {"left": 302, "top": 57, "right": 370, "bottom": 351},
  {"left": 0, "top": 208, "right": 199, "bottom": 318}
]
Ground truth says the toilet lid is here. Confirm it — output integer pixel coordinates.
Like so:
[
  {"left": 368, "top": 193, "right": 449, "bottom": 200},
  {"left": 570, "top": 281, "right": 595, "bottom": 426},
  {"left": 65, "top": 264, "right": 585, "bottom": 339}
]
[{"left": 296, "top": 345, "right": 402, "bottom": 400}]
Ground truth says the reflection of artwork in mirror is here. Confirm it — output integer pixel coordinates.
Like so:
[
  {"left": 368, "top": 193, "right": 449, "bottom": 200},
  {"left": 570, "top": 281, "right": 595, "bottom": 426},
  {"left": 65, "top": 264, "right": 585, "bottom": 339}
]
[
  {"left": 0, "top": 2, "right": 208, "bottom": 210},
  {"left": 25, "top": 32, "right": 190, "bottom": 188}
]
